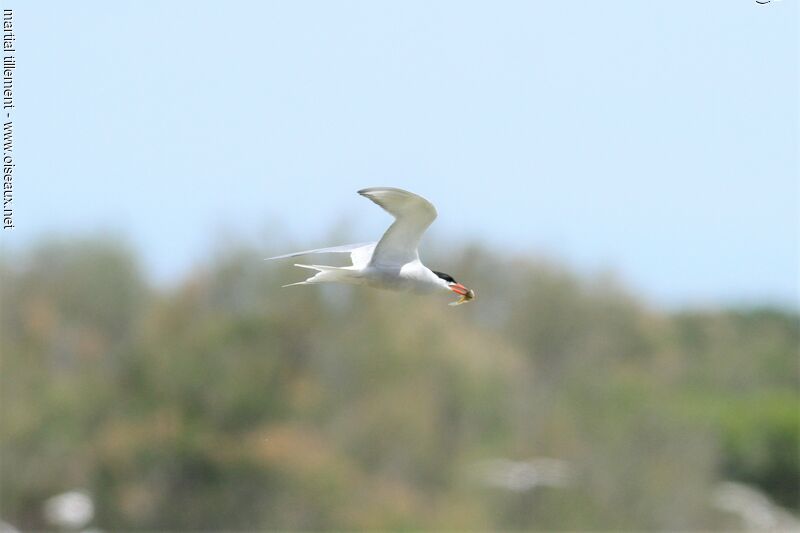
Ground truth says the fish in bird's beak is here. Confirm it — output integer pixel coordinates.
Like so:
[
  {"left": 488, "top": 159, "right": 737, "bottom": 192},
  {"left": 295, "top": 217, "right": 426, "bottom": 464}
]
[{"left": 448, "top": 283, "right": 476, "bottom": 306}]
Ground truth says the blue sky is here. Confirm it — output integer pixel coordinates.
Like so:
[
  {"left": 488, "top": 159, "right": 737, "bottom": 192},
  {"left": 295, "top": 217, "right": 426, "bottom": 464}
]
[{"left": 3, "top": 0, "right": 798, "bottom": 308}]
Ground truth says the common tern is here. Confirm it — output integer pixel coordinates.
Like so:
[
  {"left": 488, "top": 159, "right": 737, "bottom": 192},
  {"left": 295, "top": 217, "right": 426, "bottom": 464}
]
[{"left": 266, "top": 187, "right": 475, "bottom": 306}]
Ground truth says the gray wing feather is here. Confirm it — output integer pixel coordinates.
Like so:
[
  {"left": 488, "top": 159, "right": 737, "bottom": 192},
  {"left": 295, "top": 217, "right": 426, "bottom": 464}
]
[
  {"left": 265, "top": 242, "right": 375, "bottom": 268},
  {"left": 358, "top": 187, "right": 437, "bottom": 267}
]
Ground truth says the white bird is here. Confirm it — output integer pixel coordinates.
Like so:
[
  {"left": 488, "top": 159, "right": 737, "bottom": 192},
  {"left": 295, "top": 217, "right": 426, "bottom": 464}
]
[{"left": 266, "top": 187, "right": 475, "bottom": 305}]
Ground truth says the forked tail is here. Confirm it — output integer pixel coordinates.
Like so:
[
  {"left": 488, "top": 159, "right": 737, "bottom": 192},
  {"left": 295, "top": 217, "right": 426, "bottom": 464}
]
[{"left": 282, "top": 264, "right": 352, "bottom": 287}]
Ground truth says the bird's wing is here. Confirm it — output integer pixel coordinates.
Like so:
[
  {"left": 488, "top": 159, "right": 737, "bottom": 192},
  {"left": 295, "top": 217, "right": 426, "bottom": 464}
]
[
  {"left": 358, "top": 187, "right": 438, "bottom": 267},
  {"left": 265, "top": 242, "right": 376, "bottom": 268},
  {"left": 349, "top": 243, "right": 377, "bottom": 269}
]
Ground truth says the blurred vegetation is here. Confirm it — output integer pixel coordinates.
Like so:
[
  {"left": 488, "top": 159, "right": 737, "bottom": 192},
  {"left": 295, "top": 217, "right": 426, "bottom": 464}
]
[{"left": 1, "top": 236, "right": 798, "bottom": 530}]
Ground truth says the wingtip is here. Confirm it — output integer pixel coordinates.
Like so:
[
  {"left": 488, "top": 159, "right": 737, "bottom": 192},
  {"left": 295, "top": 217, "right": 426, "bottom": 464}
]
[
  {"left": 358, "top": 186, "right": 397, "bottom": 196},
  {"left": 358, "top": 186, "right": 419, "bottom": 199},
  {"left": 358, "top": 186, "right": 396, "bottom": 193}
]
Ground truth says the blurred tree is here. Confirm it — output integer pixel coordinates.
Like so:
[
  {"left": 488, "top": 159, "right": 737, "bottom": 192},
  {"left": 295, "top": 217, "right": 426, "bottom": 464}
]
[{"left": 1, "top": 237, "right": 797, "bottom": 530}]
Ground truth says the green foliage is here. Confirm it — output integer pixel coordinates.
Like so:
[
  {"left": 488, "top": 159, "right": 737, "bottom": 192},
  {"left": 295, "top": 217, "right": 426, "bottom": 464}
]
[{"left": 1, "top": 238, "right": 797, "bottom": 530}]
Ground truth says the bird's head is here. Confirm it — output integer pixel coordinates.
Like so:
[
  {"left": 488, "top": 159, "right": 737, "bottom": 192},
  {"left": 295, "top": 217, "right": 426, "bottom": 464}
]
[{"left": 433, "top": 271, "right": 475, "bottom": 306}]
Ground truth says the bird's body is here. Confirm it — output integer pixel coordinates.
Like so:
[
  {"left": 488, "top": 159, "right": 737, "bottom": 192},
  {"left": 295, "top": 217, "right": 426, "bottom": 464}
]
[
  {"left": 295, "top": 258, "right": 445, "bottom": 294},
  {"left": 266, "top": 187, "right": 475, "bottom": 305}
]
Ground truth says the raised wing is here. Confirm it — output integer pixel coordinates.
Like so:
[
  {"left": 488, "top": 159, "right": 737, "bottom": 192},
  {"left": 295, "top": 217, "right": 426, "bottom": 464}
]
[
  {"left": 265, "top": 242, "right": 376, "bottom": 269},
  {"left": 358, "top": 187, "right": 438, "bottom": 267}
]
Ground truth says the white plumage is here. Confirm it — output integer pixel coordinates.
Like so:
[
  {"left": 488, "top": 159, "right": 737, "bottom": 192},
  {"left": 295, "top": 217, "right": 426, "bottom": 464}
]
[{"left": 266, "top": 187, "right": 475, "bottom": 305}]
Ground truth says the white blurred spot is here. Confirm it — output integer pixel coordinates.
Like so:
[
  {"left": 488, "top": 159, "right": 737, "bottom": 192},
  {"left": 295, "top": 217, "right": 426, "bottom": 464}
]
[
  {"left": 43, "top": 490, "right": 94, "bottom": 529},
  {"left": 470, "top": 457, "right": 575, "bottom": 492},
  {"left": 711, "top": 481, "right": 800, "bottom": 531},
  {"left": 0, "top": 520, "right": 20, "bottom": 533}
]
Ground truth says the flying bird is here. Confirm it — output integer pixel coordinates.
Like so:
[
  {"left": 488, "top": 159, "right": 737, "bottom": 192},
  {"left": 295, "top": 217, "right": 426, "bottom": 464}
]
[{"left": 266, "top": 187, "right": 475, "bottom": 305}]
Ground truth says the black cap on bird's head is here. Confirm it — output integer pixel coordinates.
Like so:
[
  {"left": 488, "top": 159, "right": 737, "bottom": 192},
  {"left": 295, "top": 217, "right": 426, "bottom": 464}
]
[
  {"left": 433, "top": 271, "right": 457, "bottom": 284},
  {"left": 433, "top": 271, "right": 475, "bottom": 305}
]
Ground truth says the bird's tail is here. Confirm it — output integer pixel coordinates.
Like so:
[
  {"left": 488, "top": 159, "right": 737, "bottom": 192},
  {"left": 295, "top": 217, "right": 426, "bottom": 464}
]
[{"left": 282, "top": 264, "right": 353, "bottom": 287}]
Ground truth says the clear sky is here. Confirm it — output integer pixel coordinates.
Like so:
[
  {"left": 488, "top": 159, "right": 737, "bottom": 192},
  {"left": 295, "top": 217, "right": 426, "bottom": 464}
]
[{"left": 3, "top": 0, "right": 798, "bottom": 308}]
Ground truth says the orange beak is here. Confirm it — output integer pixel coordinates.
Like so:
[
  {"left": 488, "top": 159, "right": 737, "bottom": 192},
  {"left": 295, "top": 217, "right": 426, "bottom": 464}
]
[{"left": 450, "top": 283, "right": 469, "bottom": 296}]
